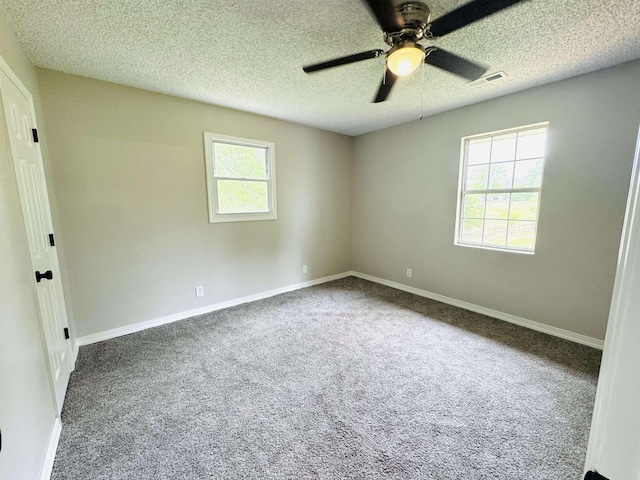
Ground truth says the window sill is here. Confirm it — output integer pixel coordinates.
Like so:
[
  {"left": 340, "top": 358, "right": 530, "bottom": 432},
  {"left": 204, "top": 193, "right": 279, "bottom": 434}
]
[
  {"left": 209, "top": 212, "right": 277, "bottom": 224},
  {"left": 454, "top": 241, "right": 535, "bottom": 255}
]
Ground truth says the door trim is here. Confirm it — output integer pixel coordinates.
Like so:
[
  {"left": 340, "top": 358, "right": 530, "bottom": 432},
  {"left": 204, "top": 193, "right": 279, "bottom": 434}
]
[{"left": 38, "top": 418, "right": 62, "bottom": 480}]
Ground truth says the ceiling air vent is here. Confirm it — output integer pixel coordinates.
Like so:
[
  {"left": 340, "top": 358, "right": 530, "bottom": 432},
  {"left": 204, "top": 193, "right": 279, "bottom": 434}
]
[{"left": 469, "top": 71, "right": 507, "bottom": 87}]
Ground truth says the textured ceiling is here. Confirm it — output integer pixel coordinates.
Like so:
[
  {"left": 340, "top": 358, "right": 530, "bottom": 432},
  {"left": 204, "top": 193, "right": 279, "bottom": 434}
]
[{"left": 2, "top": 0, "right": 640, "bottom": 136}]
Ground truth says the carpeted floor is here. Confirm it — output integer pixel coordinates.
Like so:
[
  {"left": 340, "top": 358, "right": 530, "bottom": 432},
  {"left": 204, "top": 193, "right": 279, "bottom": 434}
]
[{"left": 52, "top": 277, "right": 601, "bottom": 479}]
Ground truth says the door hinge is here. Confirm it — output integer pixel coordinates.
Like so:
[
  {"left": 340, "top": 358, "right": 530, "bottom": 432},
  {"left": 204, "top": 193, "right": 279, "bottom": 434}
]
[
  {"left": 63, "top": 327, "right": 70, "bottom": 340},
  {"left": 35, "top": 270, "right": 53, "bottom": 282},
  {"left": 49, "top": 233, "right": 55, "bottom": 247},
  {"left": 32, "top": 128, "right": 39, "bottom": 143}
]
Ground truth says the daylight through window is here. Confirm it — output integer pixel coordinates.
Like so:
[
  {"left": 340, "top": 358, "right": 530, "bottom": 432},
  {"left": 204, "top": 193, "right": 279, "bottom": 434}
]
[
  {"left": 204, "top": 133, "right": 276, "bottom": 223},
  {"left": 456, "top": 123, "right": 548, "bottom": 252}
]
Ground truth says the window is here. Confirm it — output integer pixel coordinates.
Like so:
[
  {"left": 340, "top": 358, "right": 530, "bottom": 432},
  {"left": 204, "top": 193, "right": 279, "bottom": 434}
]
[
  {"left": 204, "top": 132, "right": 276, "bottom": 223},
  {"left": 455, "top": 123, "right": 548, "bottom": 253}
]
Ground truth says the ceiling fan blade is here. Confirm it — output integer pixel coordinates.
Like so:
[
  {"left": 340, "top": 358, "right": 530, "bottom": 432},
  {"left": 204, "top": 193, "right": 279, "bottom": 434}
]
[
  {"left": 303, "top": 49, "right": 384, "bottom": 73},
  {"left": 424, "top": 48, "right": 487, "bottom": 81},
  {"left": 373, "top": 69, "right": 397, "bottom": 103},
  {"left": 362, "top": 0, "right": 404, "bottom": 33},
  {"left": 429, "top": 0, "right": 527, "bottom": 37}
]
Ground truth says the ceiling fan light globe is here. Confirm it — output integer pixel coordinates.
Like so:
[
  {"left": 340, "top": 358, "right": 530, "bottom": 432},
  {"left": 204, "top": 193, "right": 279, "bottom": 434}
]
[
  {"left": 387, "top": 46, "right": 425, "bottom": 76},
  {"left": 396, "top": 58, "right": 414, "bottom": 76}
]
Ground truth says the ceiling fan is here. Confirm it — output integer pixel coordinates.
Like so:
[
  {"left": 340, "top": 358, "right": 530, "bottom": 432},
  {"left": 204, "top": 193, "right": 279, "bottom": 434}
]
[{"left": 302, "top": 0, "right": 526, "bottom": 102}]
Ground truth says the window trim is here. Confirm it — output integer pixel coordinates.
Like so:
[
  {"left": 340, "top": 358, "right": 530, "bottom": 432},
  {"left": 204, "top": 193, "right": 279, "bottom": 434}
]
[
  {"left": 204, "top": 132, "right": 277, "bottom": 224},
  {"left": 454, "top": 122, "right": 549, "bottom": 254}
]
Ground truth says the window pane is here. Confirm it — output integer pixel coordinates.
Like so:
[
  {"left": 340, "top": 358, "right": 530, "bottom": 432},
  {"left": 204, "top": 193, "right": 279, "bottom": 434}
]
[
  {"left": 461, "top": 219, "right": 484, "bottom": 243},
  {"left": 214, "top": 143, "right": 267, "bottom": 179},
  {"left": 513, "top": 159, "right": 543, "bottom": 188},
  {"left": 217, "top": 180, "right": 268, "bottom": 214},
  {"left": 483, "top": 220, "right": 508, "bottom": 246},
  {"left": 510, "top": 193, "right": 539, "bottom": 221},
  {"left": 465, "top": 164, "right": 489, "bottom": 190},
  {"left": 468, "top": 138, "right": 491, "bottom": 165},
  {"left": 463, "top": 194, "right": 486, "bottom": 218},
  {"left": 516, "top": 129, "right": 547, "bottom": 160},
  {"left": 488, "top": 162, "right": 514, "bottom": 189},
  {"left": 490, "top": 134, "right": 517, "bottom": 163},
  {"left": 507, "top": 221, "right": 536, "bottom": 249},
  {"left": 458, "top": 125, "right": 546, "bottom": 252},
  {"left": 486, "top": 193, "right": 510, "bottom": 219}
]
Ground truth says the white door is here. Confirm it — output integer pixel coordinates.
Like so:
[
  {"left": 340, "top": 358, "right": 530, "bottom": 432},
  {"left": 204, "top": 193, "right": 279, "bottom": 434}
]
[{"left": 0, "top": 67, "right": 72, "bottom": 413}]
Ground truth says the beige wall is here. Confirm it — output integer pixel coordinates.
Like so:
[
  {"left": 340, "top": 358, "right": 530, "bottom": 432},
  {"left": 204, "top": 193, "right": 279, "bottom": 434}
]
[
  {"left": 352, "top": 59, "right": 640, "bottom": 341},
  {"left": 37, "top": 61, "right": 640, "bottom": 343},
  {"left": 0, "top": 4, "right": 58, "bottom": 479},
  {"left": 37, "top": 69, "right": 353, "bottom": 338}
]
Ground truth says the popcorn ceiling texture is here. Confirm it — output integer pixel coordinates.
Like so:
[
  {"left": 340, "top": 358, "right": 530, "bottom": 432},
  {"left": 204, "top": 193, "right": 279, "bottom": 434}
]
[{"left": 2, "top": 0, "right": 640, "bottom": 135}]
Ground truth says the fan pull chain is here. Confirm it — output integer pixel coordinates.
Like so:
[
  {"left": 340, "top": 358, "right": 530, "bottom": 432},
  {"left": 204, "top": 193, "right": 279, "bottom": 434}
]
[{"left": 419, "top": 61, "right": 425, "bottom": 120}]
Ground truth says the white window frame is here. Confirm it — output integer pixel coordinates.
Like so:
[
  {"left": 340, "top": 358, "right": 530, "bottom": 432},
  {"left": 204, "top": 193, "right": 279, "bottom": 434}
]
[
  {"left": 204, "top": 132, "right": 277, "bottom": 224},
  {"left": 454, "top": 122, "right": 549, "bottom": 254}
]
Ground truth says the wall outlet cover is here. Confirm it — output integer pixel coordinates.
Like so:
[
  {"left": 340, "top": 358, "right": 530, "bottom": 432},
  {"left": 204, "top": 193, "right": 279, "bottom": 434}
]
[{"left": 195, "top": 286, "right": 204, "bottom": 297}]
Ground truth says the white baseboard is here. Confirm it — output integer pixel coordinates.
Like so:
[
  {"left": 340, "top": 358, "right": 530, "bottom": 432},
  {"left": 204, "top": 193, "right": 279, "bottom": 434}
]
[
  {"left": 351, "top": 271, "right": 604, "bottom": 350},
  {"left": 77, "top": 269, "right": 604, "bottom": 350},
  {"left": 77, "top": 272, "right": 352, "bottom": 345},
  {"left": 40, "top": 417, "right": 61, "bottom": 480}
]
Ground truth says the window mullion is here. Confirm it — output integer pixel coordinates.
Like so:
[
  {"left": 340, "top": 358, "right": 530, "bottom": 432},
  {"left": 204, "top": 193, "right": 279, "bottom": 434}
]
[
  {"left": 464, "top": 187, "right": 541, "bottom": 195},
  {"left": 214, "top": 176, "right": 268, "bottom": 183},
  {"left": 505, "top": 193, "right": 513, "bottom": 246}
]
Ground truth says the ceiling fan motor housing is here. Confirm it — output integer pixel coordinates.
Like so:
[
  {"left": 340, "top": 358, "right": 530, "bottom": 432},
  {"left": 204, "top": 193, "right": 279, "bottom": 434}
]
[
  {"left": 398, "top": 1, "right": 431, "bottom": 28},
  {"left": 385, "top": 1, "right": 431, "bottom": 46}
]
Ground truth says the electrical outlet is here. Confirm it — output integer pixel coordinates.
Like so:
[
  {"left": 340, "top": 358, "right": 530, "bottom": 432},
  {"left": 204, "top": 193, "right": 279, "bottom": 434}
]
[
  {"left": 195, "top": 286, "right": 204, "bottom": 298},
  {"left": 302, "top": 264, "right": 308, "bottom": 274},
  {"left": 406, "top": 268, "right": 413, "bottom": 278}
]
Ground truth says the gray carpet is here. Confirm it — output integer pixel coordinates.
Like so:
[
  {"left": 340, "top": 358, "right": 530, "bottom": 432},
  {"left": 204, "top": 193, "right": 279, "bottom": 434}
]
[{"left": 52, "top": 277, "right": 601, "bottom": 479}]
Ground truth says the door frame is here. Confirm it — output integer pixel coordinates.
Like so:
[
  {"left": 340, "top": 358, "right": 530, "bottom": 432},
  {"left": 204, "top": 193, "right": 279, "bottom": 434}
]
[
  {"left": 0, "top": 54, "right": 76, "bottom": 414},
  {"left": 584, "top": 125, "right": 640, "bottom": 477}
]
